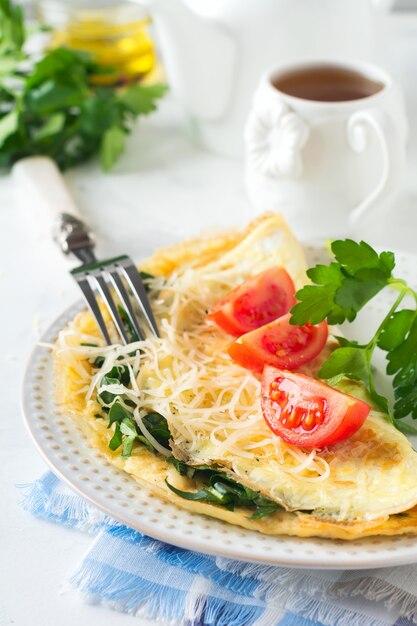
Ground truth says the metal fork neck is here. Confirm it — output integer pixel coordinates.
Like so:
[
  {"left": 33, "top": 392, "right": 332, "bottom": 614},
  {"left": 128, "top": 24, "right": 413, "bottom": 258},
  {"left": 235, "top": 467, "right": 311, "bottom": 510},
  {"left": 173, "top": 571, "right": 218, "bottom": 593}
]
[
  {"left": 72, "top": 247, "right": 97, "bottom": 265},
  {"left": 53, "top": 213, "right": 97, "bottom": 265}
]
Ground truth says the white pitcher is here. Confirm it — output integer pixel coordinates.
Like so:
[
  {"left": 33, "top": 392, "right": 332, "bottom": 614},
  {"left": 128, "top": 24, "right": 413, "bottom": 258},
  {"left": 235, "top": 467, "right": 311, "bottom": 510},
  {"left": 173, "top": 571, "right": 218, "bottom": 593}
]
[{"left": 136, "top": 0, "right": 393, "bottom": 157}]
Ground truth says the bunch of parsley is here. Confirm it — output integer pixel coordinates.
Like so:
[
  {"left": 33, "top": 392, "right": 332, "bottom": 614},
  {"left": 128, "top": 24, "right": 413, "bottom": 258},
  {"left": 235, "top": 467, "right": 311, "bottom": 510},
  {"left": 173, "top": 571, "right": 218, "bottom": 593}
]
[
  {"left": 291, "top": 240, "right": 417, "bottom": 433},
  {"left": 0, "top": 0, "right": 167, "bottom": 171}
]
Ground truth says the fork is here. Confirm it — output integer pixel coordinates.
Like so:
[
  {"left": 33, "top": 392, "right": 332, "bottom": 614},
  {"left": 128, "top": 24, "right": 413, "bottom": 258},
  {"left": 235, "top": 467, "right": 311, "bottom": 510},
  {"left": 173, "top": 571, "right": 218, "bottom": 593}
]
[{"left": 13, "top": 156, "right": 159, "bottom": 345}]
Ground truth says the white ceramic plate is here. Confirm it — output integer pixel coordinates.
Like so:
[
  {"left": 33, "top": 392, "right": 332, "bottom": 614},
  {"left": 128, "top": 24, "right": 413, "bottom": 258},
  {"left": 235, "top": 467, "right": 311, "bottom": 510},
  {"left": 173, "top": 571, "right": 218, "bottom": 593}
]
[{"left": 21, "top": 245, "right": 417, "bottom": 569}]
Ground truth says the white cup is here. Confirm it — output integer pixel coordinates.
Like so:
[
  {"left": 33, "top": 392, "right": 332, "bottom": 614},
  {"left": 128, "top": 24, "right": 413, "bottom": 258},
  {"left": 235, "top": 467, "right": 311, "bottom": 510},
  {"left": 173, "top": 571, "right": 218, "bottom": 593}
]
[{"left": 244, "top": 60, "right": 408, "bottom": 240}]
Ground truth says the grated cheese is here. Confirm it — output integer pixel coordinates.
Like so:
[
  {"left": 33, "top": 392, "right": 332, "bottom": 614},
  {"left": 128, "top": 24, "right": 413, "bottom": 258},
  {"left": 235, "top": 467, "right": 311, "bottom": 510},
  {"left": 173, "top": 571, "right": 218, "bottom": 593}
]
[{"left": 52, "top": 254, "right": 331, "bottom": 484}]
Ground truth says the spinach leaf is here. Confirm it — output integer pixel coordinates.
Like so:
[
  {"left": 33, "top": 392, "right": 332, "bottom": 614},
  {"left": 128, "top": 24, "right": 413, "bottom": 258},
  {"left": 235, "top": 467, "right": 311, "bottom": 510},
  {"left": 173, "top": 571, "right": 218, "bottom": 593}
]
[
  {"left": 165, "top": 465, "right": 282, "bottom": 519},
  {"left": 97, "top": 363, "right": 130, "bottom": 405},
  {"left": 93, "top": 356, "right": 105, "bottom": 368},
  {"left": 108, "top": 399, "right": 131, "bottom": 427},
  {"left": 164, "top": 482, "right": 221, "bottom": 503},
  {"left": 136, "top": 434, "right": 156, "bottom": 453},
  {"left": 97, "top": 375, "right": 120, "bottom": 406},
  {"left": 167, "top": 457, "right": 189, "bottom": 476},
  {"left": 109, "top": 423, "right": 122, "bottom": 451},
  {"left": 140, "top": 271, "right": 155, "bottom": 293},
  {"left": 142, "top": 412, "right": 171, "bottom": 447},
  {"left": 106, "top": 364, "right": 130, "bottom": 386},
  {"left": 117, "top": 306, "right": 140, "bottom": 343}
]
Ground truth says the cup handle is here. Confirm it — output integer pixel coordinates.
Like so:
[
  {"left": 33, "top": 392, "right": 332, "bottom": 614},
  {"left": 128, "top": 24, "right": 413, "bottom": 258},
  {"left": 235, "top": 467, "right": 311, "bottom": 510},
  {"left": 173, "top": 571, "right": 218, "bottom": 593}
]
[{"left": 347, "top": 108, "right": 400, "bottom": 224}]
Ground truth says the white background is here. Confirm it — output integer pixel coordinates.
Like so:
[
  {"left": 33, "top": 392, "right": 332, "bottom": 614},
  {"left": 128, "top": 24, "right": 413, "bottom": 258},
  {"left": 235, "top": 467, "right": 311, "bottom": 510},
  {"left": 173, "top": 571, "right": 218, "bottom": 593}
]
[{"left": 2, "top": 13, "right": 417, "bottom": 626}]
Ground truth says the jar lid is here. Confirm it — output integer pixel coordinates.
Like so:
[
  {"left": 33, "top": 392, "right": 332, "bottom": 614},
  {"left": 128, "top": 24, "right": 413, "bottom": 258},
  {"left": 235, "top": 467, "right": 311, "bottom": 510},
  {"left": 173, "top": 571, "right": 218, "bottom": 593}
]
[{"left": 36, "top": 0, "right": 148, "bottom": 28}]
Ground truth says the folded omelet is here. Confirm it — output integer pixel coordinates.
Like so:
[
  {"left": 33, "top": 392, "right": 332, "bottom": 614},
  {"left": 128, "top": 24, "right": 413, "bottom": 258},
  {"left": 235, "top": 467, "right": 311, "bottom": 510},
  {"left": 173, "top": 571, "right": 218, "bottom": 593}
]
[{"left": 54, "top": 213, "right": 417, "bottom": 540}]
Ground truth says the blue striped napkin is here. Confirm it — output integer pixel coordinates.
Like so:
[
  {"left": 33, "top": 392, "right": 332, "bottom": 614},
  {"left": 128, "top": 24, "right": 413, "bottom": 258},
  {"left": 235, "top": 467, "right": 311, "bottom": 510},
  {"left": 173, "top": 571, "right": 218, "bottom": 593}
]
[{"left": 19, "top": 472, "right": 417, "bottom": 626}]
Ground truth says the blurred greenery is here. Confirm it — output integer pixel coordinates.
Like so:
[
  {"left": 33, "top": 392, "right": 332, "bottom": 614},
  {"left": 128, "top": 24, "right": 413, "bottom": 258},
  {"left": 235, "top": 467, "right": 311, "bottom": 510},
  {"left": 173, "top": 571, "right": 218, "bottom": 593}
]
[{"left": 0, "top": 0, "right": 167, "bottom": 170}]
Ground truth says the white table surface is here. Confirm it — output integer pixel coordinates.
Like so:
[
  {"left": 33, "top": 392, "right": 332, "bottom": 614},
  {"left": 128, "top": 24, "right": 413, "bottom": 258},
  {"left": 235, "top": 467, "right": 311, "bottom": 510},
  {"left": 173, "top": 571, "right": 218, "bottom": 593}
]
[{"left": 2, "top": 14, "right": 417, "bottom": 626}]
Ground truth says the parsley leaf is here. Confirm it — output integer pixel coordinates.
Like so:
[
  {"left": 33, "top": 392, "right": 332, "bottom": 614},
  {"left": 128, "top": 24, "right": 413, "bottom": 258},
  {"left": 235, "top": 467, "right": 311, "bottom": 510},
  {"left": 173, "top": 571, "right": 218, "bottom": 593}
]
[
  {"left": 0, "top": 109, "right": 18, "bottom": 148},
  {"left": 331, "top": 240, "right": 394, "bottom": 276},
  {"left": 319, "top": 347, "right": 370, "bottom": 387},
  {"left": 291, "top": 263, "right": 346, "bottom": 325},
  {"left": 291, "top": 239, "right": 417, "bottom": 431},
  {"left": 291, "top": 240, "right": 394, "bottom": 325},
  {"left": 334, "top": 268, "right": 389, "bottom": 316},
  {"left": 378, "top": 310, "right": 415, "bottom": 351},
  {"left": 32, "top": 113, "right": 65, "bottom": 141},
  {"left": 100, "top": 125, "right": 125, "bottom": 172},
  {"left": 0, "top": 0, "right": 25, "bottom": 53},
  {"left": 119, "top": 83, "right": 169, "bottom": 115},
  {"left": 387, "top": 315, "right": 417, "bottom": 420}
]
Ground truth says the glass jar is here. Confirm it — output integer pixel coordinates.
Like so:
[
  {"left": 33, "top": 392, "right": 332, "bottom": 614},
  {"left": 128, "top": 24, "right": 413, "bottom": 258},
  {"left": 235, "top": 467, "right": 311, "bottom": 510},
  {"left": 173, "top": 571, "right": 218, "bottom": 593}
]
[{"left": 35, "top": 0, "right": 156, "bottom": 83}]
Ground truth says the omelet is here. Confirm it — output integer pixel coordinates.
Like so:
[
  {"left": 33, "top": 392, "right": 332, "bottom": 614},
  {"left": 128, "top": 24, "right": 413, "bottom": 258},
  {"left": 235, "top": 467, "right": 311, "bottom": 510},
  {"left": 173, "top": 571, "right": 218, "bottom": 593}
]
[{"left": 54, "top": 213, "right": 417, "bottom": 539}]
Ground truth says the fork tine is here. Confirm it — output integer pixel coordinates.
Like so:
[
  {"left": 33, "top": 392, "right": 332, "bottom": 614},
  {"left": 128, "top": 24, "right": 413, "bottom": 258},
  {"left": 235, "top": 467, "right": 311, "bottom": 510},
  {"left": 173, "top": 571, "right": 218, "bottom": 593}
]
[
  {"left": 71, "top": 254, "right": 159, "bottom": 344},
  {"left": 94, "top": 275, "right": 130, "bottom": 345},
  {"left": 73, "top": 275, "right": 112, "bottom": 345},
  {"left": 122, "top": 264, "right": 160, "bottom": 337},
  {"left": 109, "top": 271, "right": 145, "bottom": 341}
]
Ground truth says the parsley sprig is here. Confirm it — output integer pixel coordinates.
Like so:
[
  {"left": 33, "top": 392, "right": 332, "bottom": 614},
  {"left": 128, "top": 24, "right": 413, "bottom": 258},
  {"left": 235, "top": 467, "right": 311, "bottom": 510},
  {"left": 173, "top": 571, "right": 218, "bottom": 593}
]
[
  {"left": 291, "top": 240, "right": 417, "bottom": 433},
  {"left": 0, "top": 0, "right": 167, "bottom": 170}
]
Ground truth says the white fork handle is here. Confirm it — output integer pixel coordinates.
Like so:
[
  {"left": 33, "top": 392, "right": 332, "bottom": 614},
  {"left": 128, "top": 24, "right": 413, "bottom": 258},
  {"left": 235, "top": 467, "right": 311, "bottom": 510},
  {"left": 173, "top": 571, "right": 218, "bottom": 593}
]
[
  {"left": 12, "top": 156, "right": 82, "bottom": 218},
  {"left": 12, "top": 156, "right": 95, "bottom": 261}
]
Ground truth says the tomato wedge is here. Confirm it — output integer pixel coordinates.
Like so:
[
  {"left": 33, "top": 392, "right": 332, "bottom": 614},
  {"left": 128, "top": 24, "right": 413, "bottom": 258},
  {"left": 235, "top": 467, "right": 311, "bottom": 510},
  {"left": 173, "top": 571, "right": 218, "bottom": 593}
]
[
  {"left": 228, "top": 313, "right": 328, "bottom": 372},
  {"left": 261, "top": 366, "right": 370, "bottom": 448},
  {"left": 208, "top": 267, "right": 296, "bottom": 336}
]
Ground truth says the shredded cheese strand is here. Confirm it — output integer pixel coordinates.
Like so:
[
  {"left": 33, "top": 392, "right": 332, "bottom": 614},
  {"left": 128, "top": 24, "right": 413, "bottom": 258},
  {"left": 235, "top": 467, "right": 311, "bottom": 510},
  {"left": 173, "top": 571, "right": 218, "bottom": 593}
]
[{"left": 53, "top": 253, "right": 331, "bottom": 484}]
